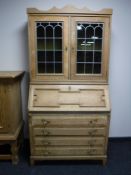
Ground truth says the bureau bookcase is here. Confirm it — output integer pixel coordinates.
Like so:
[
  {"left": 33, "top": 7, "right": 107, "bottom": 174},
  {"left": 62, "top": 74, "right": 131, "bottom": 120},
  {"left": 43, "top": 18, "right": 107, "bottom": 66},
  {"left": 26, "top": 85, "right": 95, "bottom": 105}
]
[{"left": 27, "top": 6, "right": 112, "bottom": 165}]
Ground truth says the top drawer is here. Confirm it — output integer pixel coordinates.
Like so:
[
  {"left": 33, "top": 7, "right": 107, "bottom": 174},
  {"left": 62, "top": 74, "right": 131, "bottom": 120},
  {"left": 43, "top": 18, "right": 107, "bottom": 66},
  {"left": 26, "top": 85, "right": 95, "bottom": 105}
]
[
  {"left": 31, "top": 114, "right": 108, "bottom": 127},
  {"left": 28, "top": 84, "right": 110, "bottom": 112}
]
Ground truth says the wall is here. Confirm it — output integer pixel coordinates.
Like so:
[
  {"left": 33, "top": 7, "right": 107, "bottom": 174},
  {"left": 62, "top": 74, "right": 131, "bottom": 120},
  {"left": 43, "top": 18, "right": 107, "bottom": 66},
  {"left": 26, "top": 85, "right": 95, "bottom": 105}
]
[{"left": 0, "top": 0, "right": 131, "bottom": 137}]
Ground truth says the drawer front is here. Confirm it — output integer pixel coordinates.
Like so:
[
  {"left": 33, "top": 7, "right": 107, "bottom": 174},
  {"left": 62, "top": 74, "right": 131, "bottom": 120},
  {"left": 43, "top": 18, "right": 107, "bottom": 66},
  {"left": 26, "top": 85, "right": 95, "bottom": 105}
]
[
  {"left": 33, "top": 137, "right": 105, "bottom": 147},
  {"left": 33, "top": 146, "right": 104, "bottom": 156},
  {"left": 33, "top": 127, "right": 106, "bottom": 136},
  {"left": 32, "top": 115, "right": 108, "bottom": 128}
]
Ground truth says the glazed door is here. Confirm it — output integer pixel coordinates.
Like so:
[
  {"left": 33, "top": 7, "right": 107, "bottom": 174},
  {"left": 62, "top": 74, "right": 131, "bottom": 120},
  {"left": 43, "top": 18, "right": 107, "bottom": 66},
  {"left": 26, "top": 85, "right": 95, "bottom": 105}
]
[
  {"left": 28, "top": 16, "right": 69, "bottom": 81},
  {"left": 70, "top": 17, "right": 110, "bottom": 82}
]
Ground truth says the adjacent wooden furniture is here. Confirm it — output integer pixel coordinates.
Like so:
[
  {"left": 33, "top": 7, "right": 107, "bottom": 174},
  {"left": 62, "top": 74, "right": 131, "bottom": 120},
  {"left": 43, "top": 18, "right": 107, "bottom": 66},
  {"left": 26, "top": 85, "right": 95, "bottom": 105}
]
[
  {"left": 0, "top": 71, "right": 24, "bottom": 164},
  {"left": 27, "top": 6, "right": 112, "bottom": 165}
]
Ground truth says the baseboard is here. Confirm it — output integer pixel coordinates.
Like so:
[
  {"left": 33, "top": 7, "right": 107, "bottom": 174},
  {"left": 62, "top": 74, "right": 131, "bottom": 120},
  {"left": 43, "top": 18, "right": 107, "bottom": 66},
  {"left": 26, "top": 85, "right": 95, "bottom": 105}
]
[{"left": 109, "top": 137, "right": 131, "bottom": 141}]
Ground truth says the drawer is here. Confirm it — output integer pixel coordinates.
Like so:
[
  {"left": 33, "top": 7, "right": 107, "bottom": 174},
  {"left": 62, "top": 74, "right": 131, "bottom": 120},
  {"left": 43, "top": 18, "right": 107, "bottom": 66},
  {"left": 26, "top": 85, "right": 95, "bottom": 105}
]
[
  {"left": 32, "top": 114, "right": 108, "bottom": 127},
  {"left": 33, "top": 137, "right": 105, "bottom": 147},
  {"left": 33, "top": 146, "right": 104, "bottom": 156},
  {"left": 33, "top": 127, "right": 106, "bottom": 136}
]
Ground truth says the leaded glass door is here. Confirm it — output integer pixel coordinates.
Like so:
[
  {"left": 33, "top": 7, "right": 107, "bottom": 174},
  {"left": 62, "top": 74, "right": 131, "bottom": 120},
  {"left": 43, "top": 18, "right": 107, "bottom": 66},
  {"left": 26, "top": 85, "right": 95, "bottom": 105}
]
[
  {"left": 28, "top": 16, "right": 68, "bottom": 81},
  {"left": 70, "top": 17, "right": 110, "bottom": 82}
]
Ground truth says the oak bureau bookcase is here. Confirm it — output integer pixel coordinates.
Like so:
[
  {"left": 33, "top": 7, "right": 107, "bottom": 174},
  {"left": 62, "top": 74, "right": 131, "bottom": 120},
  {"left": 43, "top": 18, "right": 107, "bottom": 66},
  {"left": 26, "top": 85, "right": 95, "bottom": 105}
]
[{"left": 27, "top": 6, "right": 112, "bottom": 165}]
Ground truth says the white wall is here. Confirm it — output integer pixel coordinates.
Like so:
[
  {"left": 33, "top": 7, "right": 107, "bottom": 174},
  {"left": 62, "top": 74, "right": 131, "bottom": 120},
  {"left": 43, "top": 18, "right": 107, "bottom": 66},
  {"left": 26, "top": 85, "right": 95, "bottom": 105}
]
[{"left": 0, "top": 0, "right": 131, "bottom": 137}]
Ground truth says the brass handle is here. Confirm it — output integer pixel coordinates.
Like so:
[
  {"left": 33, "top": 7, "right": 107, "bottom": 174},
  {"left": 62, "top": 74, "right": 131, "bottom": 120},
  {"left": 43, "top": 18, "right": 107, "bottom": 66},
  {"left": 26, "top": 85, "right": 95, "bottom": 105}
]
[
  {"left": 0, "top": 126, "right": 3, "bottom": 129},
  {"left": 88, "top": 129, "right": 97, "bottom": 136},
  {"left": 42, "top": 130, "right": 50, "bottom": 136},
  {"left": 43, "top": 151, "right": 50, "bottom": 156},
  {"left": 89, "top": 119, "right": 98, "bottom": 125},
  {"left": 41, "top": 119, "right": 49, "bottom": 126},
  {"left": 88, "top": 140, "right": 95, "bottom": 146},
  {"left": 33, "top": 94, "right": 37, "bottom": 101},
  {"left": 101, "top": 96, "right": 105, "bottom": 101},
  {"left": 89, "top": 120, "right": 93, "bottom": 124},
  {"left": 87, "top": 149, "right": 96, "bottom": 155},
  {"left": 42, "top": 141, "right": 50, "bottom": 145}
]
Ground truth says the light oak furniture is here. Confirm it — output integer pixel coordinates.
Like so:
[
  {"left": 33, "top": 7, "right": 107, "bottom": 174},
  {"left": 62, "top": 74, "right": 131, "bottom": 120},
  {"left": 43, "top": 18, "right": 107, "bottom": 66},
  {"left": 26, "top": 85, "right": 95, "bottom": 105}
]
[
  {"left": 27, "top": 6, "right": 112, "bottom": 165},
  {"left": 0, "top": 71, "right": 24, "bottom": 164}
]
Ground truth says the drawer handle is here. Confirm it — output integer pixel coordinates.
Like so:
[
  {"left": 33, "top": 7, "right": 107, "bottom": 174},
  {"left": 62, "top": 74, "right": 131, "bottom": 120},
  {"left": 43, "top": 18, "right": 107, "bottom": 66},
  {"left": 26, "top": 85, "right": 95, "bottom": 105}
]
[
  {"left": 43, "top": 151, "right": 50, "bottom": 156},
  {"left": 42, "top": 141, "right": 50, "bottom": 145},
  {"left": 88, "top": 141, "right": 95, "bottom": 146},
  {"left": 101, "top": 94, "right": 105, "bottom": 101},
  {"left": 0, "top": 126, "right": 3, "bottom": 129},
  {"left": 87, "top": 149, "right": 96, "bottom": 155},
  {"left": 41, "top": 119, "right": 49, "bottom": 126},
  {"left": 42, "top": 130, "right": 50, "bottom": 136},
  {"left": 88, "top": 129, "right": 97, "bottom": 135},
  {"left": 89, "top": 119, "right": 98, "bottom": 124}
]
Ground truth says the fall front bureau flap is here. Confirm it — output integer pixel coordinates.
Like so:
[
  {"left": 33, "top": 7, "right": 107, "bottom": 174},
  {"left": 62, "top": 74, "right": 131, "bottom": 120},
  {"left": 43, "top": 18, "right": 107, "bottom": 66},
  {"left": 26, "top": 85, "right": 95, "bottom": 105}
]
[{"left": 28, "top": 84, "right": 110, "bottom": 112}]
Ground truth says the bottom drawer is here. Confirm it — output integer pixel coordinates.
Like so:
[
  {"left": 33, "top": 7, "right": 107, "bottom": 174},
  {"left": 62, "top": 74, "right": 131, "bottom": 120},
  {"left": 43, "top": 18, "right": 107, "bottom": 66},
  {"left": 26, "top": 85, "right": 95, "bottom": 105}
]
[{"left": 33, "top": 146, "right": 104, "bottom": 156}]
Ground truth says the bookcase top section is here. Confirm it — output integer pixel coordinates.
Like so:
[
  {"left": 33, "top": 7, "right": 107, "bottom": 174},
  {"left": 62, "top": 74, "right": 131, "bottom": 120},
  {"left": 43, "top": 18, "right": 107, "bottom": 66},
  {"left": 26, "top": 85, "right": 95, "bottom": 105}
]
[{"left": 27, "top": 5, "right": 113, "bottom": 15}]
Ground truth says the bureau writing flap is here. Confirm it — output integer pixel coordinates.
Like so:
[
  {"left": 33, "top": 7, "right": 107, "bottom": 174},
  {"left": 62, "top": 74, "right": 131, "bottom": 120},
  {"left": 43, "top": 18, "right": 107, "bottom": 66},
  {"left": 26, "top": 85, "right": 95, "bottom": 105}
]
[{"left": 28, "top": 84, "right": 110, "bottom": 112}]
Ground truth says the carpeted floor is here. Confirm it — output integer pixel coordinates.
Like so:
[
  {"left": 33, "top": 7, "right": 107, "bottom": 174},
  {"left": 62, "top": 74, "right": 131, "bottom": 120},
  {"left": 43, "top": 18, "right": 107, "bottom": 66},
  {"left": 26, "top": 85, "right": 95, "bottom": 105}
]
[{"left": 0, "top": 139, "right": 131, "bottom": 175}]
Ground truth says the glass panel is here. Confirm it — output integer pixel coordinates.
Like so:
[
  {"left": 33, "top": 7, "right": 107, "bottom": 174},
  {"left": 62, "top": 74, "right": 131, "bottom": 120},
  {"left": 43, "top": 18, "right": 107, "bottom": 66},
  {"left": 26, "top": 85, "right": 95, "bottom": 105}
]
[
  {"left": 55, "top": 26, "right": 62, "bottom": 37},
  {"left": 46, "top": 26, "right": 53, "bottom": 37},
  {"left": 86, "top": 26, "right": 94, "bottom": 38},
  {"left": 85, "top": 39, "right": 94, "bottom": 50},
  {"left": 77, "top": 63, "right": 84, "bottom": 74},
  {"left": 55, "top": 63, "right": 62, "bottom": 73},
  {"left": 77, "top": 39, "right": 85, "bottom": 50},
  {"left": 55, "top": 51, "right": 62, "bottom": 62},
  {"left": 37, "top": 39, "right": 45, "bottom": 50},
  {"left": 86, "top": 51, "right": 93, "bottom": 62},
  {"left": 37, "top": 51, "right": 45, "bottom": 62},
  {"left": 55, "top": 39, "right": 62, "bottom": 50},
  {"left": 95, "top": 39, "right": 102, "bottom": 50},
  {"left": 37, "top": 26, "right": 45, "bottom": 37},
  {"left": 38, "top": 63, "right": 45, "bottom": 73},
  {"left": 95, "top": 27, "right": 102, "bottom": 38},
  {"left": 94, "top": 52, "right": 101, "bottom": 62},
  {"left": 77, "top": 51, "right": 85, "bottom": 62},
  {"left": 46, "top": 51, "right": 54, "bottom": 62},
  {"left": 46, "top": 63, "right": 54, "bottom": 73},
  {"left": 77, "top": 25, "right": 85, "bottom": 38},
  {"left": 46, "top": 39, "right": 53, "bottom": 51},
  {"left": 85, "top": 63, "right": 93, "bottom": 73},
  {"left": 76, "top": 22, "right": 103, "bottom": 75},
  {"left": 94, "top": 64, "right": 101, "bottom": 74},
  {"left": 36, "top": 22, "right": 63, "bottom": 74}
]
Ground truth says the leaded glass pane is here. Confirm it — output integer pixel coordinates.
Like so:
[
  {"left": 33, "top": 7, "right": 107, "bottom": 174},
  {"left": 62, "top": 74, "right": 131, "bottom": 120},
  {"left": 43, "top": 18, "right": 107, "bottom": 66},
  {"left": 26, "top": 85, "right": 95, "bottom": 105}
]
[
  {"left": 55, "top": 63, "right": 62, "bottom": 73},
  {"left": 85, "top": 63, "right": 93, "bottom": 73},
  {"left": 55, "top": 26, "right": 62, "bottom": 37},
  {"left": 77, "top": 25, "right": 85, "bottom": 38},
  {"left": 36, "top": 22, "right": 63, "bottom": 74},
  {"left": 77, "top": 63, "right": 84, "bottom": 74},
  {"left": 55, "top": 51, "right": 62, "bottom": 62},
  {"left": 77, "top": 51, "right": 85, "bottom": 62},
  {"left": 76, "top": 22, "right": 103, "bottom": 74},
  {"left": 86, "top": 51, "right": 93, "bottom": 62}
]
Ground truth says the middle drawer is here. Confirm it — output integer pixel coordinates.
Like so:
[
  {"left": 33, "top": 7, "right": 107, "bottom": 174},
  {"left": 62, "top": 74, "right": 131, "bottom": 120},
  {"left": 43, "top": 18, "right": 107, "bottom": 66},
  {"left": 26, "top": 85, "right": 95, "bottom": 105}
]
[
  {"left": 33, "top": 127, "right": 106, "bottom": 136},
  {"left": 33, "top": 136, "right": 105, "bottom": 146}
]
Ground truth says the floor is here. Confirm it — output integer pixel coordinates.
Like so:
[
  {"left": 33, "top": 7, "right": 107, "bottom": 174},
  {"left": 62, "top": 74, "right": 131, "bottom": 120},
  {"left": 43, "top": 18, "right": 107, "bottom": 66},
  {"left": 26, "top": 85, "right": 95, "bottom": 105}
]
[{"left": 0, "top": 139, "right": 131, "bottom": 175}]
